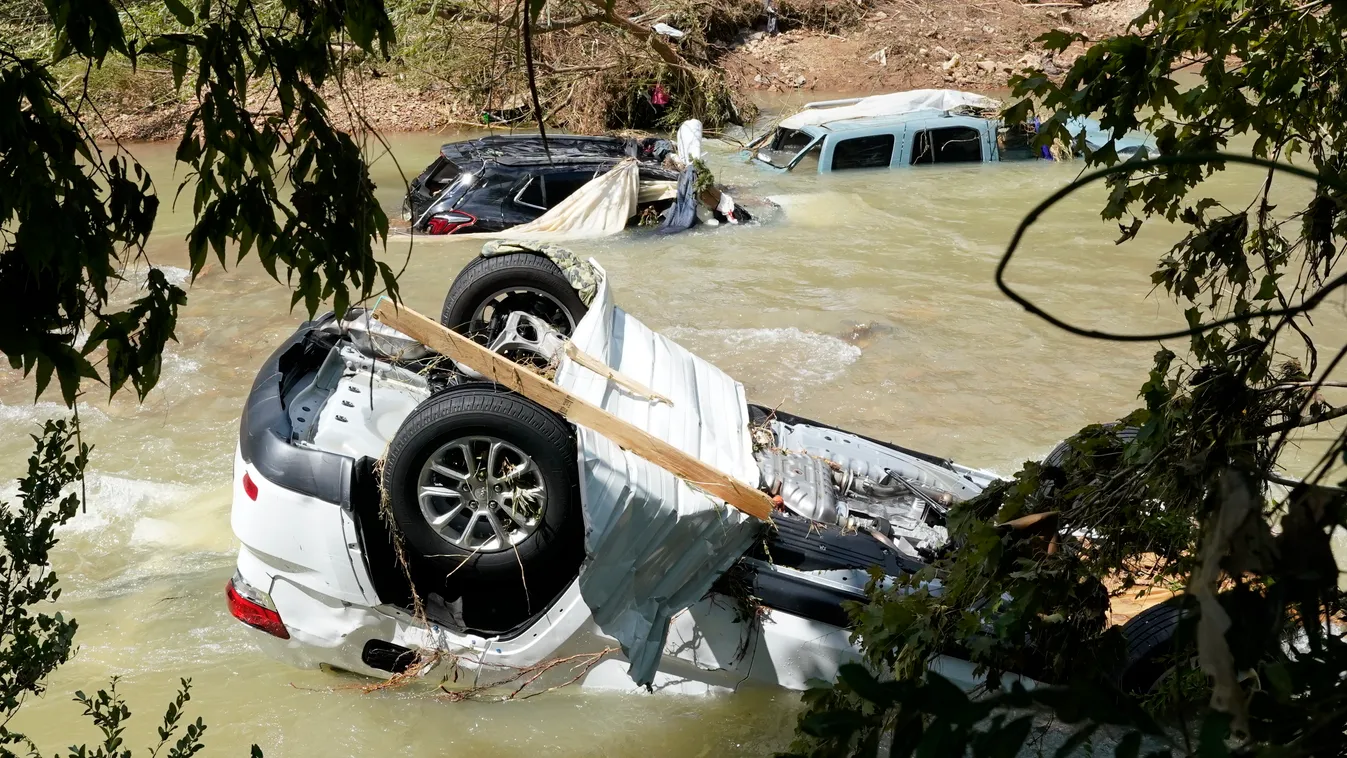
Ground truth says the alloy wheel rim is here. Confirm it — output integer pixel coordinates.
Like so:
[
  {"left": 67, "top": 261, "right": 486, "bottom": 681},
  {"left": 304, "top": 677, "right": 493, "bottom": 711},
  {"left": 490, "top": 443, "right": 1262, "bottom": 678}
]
[
  {"left": 416, "top": 435, "right": 547, "bottom": 551},
  {"left": 471, "top": 287, "right": 574, "bottom": 341}
]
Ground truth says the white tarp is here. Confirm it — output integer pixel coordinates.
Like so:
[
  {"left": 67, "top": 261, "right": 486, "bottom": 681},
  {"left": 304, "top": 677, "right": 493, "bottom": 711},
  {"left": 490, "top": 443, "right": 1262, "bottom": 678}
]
[
  {"left": 553, "top": 265, "right": 762, "bottom": 686},
  {"left": 470, "top": 158, "right": 675, "bottom": 239},
  {"left": 778, "top": 88, "right": 1000, "bottom": 130}
]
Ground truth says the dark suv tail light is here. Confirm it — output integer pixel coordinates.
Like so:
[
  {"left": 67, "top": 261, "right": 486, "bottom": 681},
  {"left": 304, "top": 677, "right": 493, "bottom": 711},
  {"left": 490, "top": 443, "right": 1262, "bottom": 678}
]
[
  {"left": 426, "top": 210, "right": 476, "bottom": 235},
  {"left": 226, "top": 572, "right": 290, "bottom": 639}
]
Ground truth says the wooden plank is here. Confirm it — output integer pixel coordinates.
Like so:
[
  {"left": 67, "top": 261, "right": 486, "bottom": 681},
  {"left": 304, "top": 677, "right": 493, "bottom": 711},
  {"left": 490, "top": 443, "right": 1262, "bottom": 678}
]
[
  {"left": 562, "top": 341, "right": 674, "bottom": 406},
  {"left": 372, "top": 300, "right": 773, "bottom": 521}
]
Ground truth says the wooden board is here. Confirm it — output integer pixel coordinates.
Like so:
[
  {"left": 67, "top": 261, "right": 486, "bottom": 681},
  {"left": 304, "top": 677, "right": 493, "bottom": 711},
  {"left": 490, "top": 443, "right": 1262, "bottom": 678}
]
[
  {"left": 372, "top": 300, "right": 773, "bottom": 521},
  {"left": 563, "top": 341, "right": 674, "bottom": 406}
]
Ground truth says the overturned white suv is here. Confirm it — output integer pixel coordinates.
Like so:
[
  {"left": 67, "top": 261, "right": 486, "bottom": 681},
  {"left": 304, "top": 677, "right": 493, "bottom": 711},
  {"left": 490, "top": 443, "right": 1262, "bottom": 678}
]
[{"left": 228, "top": 243, "right": 1175, "bottom": 696}]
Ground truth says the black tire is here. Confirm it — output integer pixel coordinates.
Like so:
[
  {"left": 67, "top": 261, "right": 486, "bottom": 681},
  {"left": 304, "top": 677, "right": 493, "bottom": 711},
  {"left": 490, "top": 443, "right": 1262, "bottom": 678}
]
[
  {"left": 1043, "top": 424, "right": 1140, "bottom": 468},
  {"left": 382, "top": 386, "right": 582, "bottom": 589},
  {"left": 1117, "top": 599, "right": 1189, "bottom": 694},
  {"left": 440, "top": 253, "right": 588, "bottom": 338}
]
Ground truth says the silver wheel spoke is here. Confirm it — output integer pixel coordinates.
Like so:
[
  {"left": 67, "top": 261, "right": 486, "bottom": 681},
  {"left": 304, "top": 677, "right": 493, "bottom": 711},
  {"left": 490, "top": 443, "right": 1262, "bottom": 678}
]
[
  {"left": 454, "top": 510, "right": 486, "bottom": 547},
  {"left": 483, "top": 509, "right": 512, "bottom": 547},
  {"left": 416, "top": 434, "right": 548, "bottom": 552},
  {"left": 487, "top": 441, "right": 505, "bottom": 479},
  {"left": 457, "top": 442, "right": 476, "bottom": 478},
  {"left": 430, "top": 462, "right": 469, "bottom": 482},
  {"left": 429, "top": 503, "right": 465, "bottom": 527},
  {"left": 498, "top": 498, "right": 524, "bottom": 527}
]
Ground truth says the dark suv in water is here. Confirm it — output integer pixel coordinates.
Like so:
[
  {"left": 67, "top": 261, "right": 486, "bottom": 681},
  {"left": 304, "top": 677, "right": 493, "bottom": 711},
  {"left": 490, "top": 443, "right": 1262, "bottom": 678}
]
[{"left": 403, "top": 135, "right": 679, "bottom": 235}]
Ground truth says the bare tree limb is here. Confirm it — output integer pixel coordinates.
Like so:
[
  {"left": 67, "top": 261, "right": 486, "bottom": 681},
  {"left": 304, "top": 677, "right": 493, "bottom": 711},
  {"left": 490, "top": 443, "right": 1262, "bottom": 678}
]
[
  {"left": 576, "top": 0, "right": 689, "bottom": 70},
  {"left": 1260, "top": 403, "right": 1347, "bottom": 434},
  {"left": 420, "top": 5, "right": 601, "bottom": 33}
]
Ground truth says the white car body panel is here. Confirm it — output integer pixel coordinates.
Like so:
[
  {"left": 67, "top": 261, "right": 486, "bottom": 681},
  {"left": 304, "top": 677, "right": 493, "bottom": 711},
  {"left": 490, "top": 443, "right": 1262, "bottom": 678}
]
[{"left": 228, "top": 255, "right": 1026, "bottom": 696}]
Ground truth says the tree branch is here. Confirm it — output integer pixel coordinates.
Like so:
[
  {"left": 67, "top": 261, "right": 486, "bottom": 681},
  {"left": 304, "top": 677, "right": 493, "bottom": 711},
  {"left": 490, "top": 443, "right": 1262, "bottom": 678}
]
[
  {"left": 422, "top": 5, "right": 603, "bottom": 34},
  {"left": 1260, "top": 403, "right": 1347, "bottom": 435},
  {"left": 534, "top": 13, "right": 604, "bottom": 33},
  {"left": 576, "top": 0, "right": 688, "bottom": 70}
]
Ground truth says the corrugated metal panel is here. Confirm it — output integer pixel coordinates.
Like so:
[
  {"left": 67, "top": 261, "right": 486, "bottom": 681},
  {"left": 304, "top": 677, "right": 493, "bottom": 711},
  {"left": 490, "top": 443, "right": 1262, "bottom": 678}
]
[{"left": 553, "top": 262, "right": 762, "bottom": 686}]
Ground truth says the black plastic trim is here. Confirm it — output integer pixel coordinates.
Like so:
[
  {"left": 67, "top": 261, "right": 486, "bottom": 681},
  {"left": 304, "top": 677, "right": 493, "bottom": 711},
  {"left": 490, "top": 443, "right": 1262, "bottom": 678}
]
[
  {"left": 753, "top": 568, "right": 862, "bottom": 628},
  {"left": 759, "top": 513, "right": 925, "bottom": 576},
  {"left": 238, "top": 314, "right": 354, "bottom": 505},
  {"left": 361, "top": 638, "right": 417, "bottom": 674}
]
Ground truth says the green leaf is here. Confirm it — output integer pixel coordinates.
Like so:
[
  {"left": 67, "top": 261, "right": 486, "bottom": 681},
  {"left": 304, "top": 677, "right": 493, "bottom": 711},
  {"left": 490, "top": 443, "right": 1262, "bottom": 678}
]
[
  {"left": 837, "top": 663, "right": 892, "bottom": 706},
  {"left": 163, "top": 0, "right": 196, "bottom": 27},
  {"left": 1001, "top": 98, "right": 1033, "bottom": 126},
  {"left": 1254, "top": 273, "right": 1280, "bottom": 300}
]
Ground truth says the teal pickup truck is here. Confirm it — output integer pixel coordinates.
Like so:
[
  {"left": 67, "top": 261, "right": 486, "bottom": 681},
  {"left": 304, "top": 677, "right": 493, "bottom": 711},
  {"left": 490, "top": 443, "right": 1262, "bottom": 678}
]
[{"left": 750, "top": 89, "right": 1154, "bottom": 173}]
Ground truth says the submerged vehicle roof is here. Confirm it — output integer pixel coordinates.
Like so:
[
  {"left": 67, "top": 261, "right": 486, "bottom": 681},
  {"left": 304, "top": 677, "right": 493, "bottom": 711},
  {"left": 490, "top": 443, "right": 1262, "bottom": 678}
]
[
  {"left": 779, "top": 89, "right": 1000, "bottom": 133},
  {"left": 440, "top": 134, "right": 636, "bottom": 167},
  {"left": 774, "top": 88, "right": 1155, "bottom": 156},
  {"left": 790, "top": 111, "right": 990, "bottom": 135}
]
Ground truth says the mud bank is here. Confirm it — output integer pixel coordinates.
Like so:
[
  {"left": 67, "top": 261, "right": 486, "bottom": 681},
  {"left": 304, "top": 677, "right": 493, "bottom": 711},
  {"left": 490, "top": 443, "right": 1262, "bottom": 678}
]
[{"left": 89, "top": 0, "right": 1149, "bottom": 142}]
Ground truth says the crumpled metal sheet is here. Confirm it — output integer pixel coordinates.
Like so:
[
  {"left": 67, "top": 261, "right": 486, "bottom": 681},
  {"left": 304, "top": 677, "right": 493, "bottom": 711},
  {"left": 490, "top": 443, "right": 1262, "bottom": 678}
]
[
  {"left": 552, "top": 262, "right": 763, "bottom": 686},
  {"left": 480, "top": 240, "right": 601, "bottom": 305}
]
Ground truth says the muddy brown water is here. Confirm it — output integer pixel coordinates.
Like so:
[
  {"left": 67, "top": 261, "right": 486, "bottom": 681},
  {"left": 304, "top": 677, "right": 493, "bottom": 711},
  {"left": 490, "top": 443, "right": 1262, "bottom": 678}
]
[{"left": 3, "top": 114, "right": 1339, "bottom": 755}]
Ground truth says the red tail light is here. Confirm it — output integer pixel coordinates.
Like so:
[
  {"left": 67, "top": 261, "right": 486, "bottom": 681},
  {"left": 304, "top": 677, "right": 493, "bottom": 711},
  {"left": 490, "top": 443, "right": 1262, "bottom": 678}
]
[
  {"left": 425, "top": 210, "right": 476, "bottom": 235},
  {"left": 242, "top": 472, "right": 258, "bottom": 501},
  {"left": 226, "top": 579, "right": 290, "bottom": 639}
]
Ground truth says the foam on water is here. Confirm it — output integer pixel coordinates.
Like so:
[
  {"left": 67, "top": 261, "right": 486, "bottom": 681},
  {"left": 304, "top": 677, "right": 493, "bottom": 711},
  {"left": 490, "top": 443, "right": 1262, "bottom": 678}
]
[
  {"left": 665, "top": 326, "right": 862, "bottom": 401},
  {"left": 54, "top": 473, "right": 195, "bottom": 536},
  {"left": 0, "top": 400, "right": 93, "bottom": 426},
  {"left": 132, "top": 264, "right": 193, "bottom": 288},
  {"left": 765, "top": 192, "right": 894, "bottom": 227}
]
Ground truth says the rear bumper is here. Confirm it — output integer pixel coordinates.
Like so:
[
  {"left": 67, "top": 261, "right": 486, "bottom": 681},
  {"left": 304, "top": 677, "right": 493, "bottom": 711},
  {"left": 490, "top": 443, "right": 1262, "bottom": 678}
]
[
  {"left": 230, "top": 446, "right": 627, "bottom": 682},
  {"left": 239, "top": 315, "right": 353, "bottom": 505}
]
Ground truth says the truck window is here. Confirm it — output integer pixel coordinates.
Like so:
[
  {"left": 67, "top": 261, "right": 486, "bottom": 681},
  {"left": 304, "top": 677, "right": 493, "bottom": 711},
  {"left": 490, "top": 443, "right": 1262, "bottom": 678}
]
[
  {"left": 772, "top": 128, "right": 814, "bottom": 153},
  {"left": 785, "top": 143, "right": 821, "bottom": 172},
  {"left": 910, "top": 127, "right": 983, "bottom": 165},
  {"left": 830, "top": 134, "right": 896, "bottom": 171}
]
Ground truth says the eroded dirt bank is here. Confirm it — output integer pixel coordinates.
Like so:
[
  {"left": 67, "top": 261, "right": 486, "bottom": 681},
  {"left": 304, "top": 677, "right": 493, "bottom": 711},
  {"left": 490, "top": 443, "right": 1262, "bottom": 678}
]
[
  {"left": 721, "top": 0, "right": 1148, "bottom": 95},
  {"left": 91, "top": 0, "right": 1149, "bottom": 142}
]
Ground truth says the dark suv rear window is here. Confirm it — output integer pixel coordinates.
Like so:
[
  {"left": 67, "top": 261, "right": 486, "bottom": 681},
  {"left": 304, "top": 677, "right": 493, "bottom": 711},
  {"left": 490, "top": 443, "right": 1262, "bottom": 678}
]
[
  {"left": 424, "top": 157, "right": 462, "bottom": 192},
  {"left": 544, "top": 172, "right": 596, "bottom": 205},
  {"left": 515, "top": 170, "right": 599, "bottom": 210}
]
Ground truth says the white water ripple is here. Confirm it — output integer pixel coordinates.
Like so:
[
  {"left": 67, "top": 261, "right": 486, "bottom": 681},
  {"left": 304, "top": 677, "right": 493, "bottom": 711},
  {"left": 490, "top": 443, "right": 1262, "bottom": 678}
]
[{"left": 664, "top": 326, "right": 862, "bottom": 399}]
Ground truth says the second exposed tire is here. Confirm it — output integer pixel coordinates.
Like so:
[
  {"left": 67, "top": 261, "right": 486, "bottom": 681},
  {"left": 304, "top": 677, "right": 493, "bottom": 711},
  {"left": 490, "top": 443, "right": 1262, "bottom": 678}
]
[
  {"left": 1117, "top": 599, "right": 1189, "bottom": 694},
  {"left": 440, "top": 252, "right": 589, "bottom": 340}
]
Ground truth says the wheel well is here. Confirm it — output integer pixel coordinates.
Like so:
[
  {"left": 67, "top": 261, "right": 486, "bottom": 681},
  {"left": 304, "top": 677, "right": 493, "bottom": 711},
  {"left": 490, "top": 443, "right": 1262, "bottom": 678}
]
[{"left": 349, "top": 452, "right": 581, "bottom": 639}]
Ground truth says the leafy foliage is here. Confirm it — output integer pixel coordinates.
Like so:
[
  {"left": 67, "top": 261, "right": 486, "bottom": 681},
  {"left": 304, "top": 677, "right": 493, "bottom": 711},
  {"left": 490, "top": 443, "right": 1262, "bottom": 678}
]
[
  {"left": 0, "top": 419, "right": 83, "bottom": 751},
  {"left": 1, "top": 0, "right": 404, "bottom": 752},
  {"left": 2, "top": 0, "right": 399, "bottom": 406},
  {"left": 0, "top": 422, "right": 259, "bottom": 757},
  {"left": 66, "top": 678, "right": 218, "bottom": 758},
  {"left": 789, "top": 2, "right": 1347, "bottom": 756}
]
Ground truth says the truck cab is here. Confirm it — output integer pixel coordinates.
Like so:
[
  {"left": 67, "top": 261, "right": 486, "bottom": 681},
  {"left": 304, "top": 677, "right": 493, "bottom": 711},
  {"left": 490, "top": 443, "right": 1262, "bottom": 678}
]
[
  {"left": 756, "top": 113, "right": 1000, "bottom": 173},
  {"left": 751, "top": 89, "right": 1155, "bottom": 173}
]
